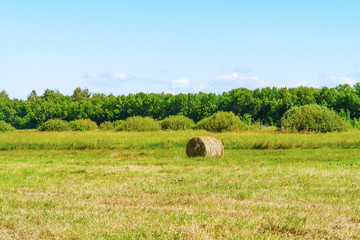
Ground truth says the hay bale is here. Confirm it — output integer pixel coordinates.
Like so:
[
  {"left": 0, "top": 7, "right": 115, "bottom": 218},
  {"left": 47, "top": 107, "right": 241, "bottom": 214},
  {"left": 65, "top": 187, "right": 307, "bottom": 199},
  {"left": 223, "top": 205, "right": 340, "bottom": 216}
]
[{"left": 186, "top": 136, "right": 224, "bottom": 157}]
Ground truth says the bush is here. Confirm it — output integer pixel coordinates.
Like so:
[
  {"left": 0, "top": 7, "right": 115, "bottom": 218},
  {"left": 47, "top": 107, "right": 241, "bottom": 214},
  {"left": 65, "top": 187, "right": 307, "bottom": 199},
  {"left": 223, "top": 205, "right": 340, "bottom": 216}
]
[
  {"left": 99, "top": 121, "right": 114, "bottom": 131},
  {"left": 248, "top": 120, "right": 263, "bottom": 131},
  {"left": 38, "top": 119, "right": 71, "bottom": 131},
  {"left": 99, "top": 120, "right": 124, "bottom": 131},
  {"left": 117, "top": 116, "right": 161, "bottom": 131},
  {"left": 196, "top": 111, "right": 248, "bottom": 132},
  {"left": 161, "top": 115, "right": 195, "bottom": 130},
  {"left": 350, "top": 117, "right": 360, "bottom": 129},
  {"left": 69, "top": 119, "right": 98, "bottom": 131},
  {"left": 281, "top": 104, "right": 349, "bottom": 133},
  {"left": 113, "top": 120, "right": 124, "bottom": 129},
  {"left": 0, "top": 120, "right": 15, "bottom": 132}
]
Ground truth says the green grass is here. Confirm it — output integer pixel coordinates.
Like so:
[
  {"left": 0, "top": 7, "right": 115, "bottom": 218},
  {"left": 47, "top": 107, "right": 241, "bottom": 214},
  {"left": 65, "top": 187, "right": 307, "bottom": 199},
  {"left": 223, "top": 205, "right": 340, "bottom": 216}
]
[
  {"left": 0, "top": 130, "right": 359, "bottom": 239},
  {"left": 1, "top": 129, "right": 360, "bottom": 151}
]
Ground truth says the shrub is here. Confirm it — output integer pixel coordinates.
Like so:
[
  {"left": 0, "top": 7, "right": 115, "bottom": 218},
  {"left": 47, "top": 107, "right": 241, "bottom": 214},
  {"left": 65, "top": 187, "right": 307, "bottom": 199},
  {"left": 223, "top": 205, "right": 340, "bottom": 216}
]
[
  {"left": 281, "top": 104, "right": 349, "bottom": 133},
  {"left": 161, "top": 115, "right": 195, "bottom": 130},
  {"left": 69, "top": 119, "right": 98, "bottom": 131},
  {"left": 248, "top": 120, "right": 263, "bottom": 131},
  {"left": 241, "top": 113, "right": 253, "bottom": 125},
  {"left": 350, "top": 117, "right": 360, "bottom": 129},
  {"left": 38, "top": 119, "right": 71, "bottom": 131},
  {"left": 0, "top": 120, "right": 15, "bottom": 132},
  {"left": 116, "top": 116, "right": 161, "bottom": 131},
  {"left": 99, "top": 121, "right": 114, "bottom": 131},
  {"left": 196, "top": 111, "right": 248, "bottom": 132},
  {"left": 99, "top": 120, "right": 124, "bottom": 131},
  {"left": 113, "top": 120, "right": 124, "bottom": 128}
]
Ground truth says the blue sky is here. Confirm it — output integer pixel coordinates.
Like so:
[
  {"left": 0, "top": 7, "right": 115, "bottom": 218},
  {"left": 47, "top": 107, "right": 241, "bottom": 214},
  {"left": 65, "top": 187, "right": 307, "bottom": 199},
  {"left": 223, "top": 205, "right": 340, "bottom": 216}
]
[{"left": 1, "top": 0, "right": 359, "bottom": 99}]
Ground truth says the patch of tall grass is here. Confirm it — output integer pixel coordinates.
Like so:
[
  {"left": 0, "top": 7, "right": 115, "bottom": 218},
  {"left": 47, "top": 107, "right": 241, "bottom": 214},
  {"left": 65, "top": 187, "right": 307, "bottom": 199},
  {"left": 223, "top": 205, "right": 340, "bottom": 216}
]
[{"left": 1, "top": 130, "right": 360, "bottom": 151}]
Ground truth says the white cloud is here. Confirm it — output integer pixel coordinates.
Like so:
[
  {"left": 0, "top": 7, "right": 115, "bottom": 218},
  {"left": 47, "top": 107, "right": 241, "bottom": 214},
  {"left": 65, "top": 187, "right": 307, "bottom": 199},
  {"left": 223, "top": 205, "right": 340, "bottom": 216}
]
[
  {"left": 171, "top": 78, "right": 190, "bottom": 89},
  {"left": 112, "top": 72, "right": 127, "bottom": 80},
  {"left": 328, "top": 76, "right": 356, "bottom": 85},
  {"left": 191, "top": 84, "right": 206, "bottom": 92},
  {"left": 169, "top": 79, "right": 208, "bottom": 93},
  {"left": 216, "top": 72, "right": 240, "bottom": 81},
  {"left": 83, "top": 71, "right": 132, "bottom": 89},
  {"left": 295, "top": 80, "right": 320, "bottom": 88},
  {"left": 83, "top": 71, "right": 129, "bottom": 81},
  {"left": 214, "top": 72, "right": 267, "bottom": 90},
  {"left": 83, "top": 72, "right": 99, "bottom": 78},
  {"left": 216, "top": 73, "right": 260, "bottom": 82},
  {"left": 296, "top": 80, "right": 309, "bottom": 86},
  {"left": 164, "top": 90, "right": 177, "bottom": 95}
]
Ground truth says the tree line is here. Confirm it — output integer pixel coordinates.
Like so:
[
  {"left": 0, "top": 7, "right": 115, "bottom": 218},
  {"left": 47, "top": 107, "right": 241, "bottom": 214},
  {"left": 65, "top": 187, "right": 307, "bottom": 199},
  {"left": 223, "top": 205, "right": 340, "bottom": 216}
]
[{"left": 1, "top": 83, "right": 360, "bottom": 129}]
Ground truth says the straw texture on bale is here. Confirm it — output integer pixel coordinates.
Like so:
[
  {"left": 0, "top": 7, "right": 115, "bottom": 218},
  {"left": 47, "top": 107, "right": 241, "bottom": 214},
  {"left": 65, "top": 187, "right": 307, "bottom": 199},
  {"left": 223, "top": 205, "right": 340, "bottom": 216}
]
[{"left": 186, "top": 136, "right": 224, "bottom": 157}]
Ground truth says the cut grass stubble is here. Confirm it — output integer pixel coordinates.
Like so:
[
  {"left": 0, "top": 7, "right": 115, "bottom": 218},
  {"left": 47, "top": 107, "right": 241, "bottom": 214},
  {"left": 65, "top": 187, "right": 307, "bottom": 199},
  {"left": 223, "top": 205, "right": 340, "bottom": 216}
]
[{"left": 0, "top": 130, "right": 359, "bottom": 239}]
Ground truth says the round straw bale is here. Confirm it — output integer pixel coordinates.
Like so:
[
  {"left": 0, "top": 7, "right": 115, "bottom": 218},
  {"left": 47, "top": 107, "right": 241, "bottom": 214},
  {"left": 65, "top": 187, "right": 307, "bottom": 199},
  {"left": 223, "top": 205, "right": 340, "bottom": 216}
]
[{"left": 186, "top": 136, "right": 224, "bottom": 157}]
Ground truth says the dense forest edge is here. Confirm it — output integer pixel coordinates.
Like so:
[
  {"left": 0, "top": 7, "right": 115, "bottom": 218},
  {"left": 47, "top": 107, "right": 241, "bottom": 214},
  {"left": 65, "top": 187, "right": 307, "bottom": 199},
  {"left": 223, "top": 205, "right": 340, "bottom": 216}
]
[{"left": 1, "top": 83, "right": 360, "bottom": 129}]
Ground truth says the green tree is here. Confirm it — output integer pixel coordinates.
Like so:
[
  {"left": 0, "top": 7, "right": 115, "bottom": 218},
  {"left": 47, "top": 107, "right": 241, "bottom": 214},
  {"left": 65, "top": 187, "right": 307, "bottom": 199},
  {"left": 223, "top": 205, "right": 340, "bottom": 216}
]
[{"left": 0, "top": 90, "right": 9, "bottom": 99}]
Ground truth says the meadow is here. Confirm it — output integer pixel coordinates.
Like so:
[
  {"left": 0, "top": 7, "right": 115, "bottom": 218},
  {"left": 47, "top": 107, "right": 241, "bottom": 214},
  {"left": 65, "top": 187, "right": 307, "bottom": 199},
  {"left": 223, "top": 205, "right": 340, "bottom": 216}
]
[{"left": 0, "top": 130, "right": 359, "bottom": 239}]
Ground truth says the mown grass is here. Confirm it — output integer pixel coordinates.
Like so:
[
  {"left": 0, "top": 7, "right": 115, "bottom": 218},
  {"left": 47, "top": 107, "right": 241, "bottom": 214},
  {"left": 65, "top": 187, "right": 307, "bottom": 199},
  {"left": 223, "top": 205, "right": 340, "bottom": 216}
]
[{"left": 0, "top": 130, "right": 359, "bottom": 239}]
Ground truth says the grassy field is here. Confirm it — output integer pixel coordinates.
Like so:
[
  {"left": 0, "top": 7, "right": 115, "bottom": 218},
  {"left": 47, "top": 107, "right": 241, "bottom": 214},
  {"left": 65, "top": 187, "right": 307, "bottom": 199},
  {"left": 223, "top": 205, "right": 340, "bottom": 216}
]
[{"left": 0, "top": 130, "right": 359, "bottom": 239}]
